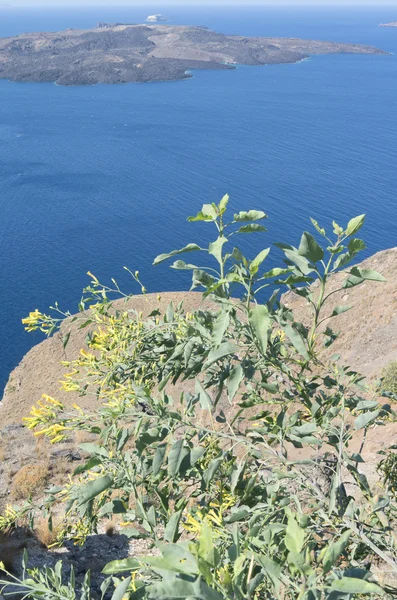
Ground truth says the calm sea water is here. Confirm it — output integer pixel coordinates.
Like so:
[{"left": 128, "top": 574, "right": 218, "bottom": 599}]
[{"left": 1, "top": 5, "right": 397, "bottom": 394}]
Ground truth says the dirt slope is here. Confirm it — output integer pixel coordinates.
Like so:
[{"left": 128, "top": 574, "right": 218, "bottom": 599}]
[
  {"left": 1, "top": 291, "right": 208, "bottom": 426},
  {"left": 283, "top": 246, "right": 397, "bottom": 378}
]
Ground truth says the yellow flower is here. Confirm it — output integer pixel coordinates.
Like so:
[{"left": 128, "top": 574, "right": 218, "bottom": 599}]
[
  {"left": 42, "top": 394, "right": 63, "bottom": 407},
  {"left": 183, "top": 512, "right": 203, "bottom": 534},
  {"left": 87, "top": 271, "right": 99, "bottom": 284},
  {"left": 22, "top": 309, "right": 52, "bottom": 332}
]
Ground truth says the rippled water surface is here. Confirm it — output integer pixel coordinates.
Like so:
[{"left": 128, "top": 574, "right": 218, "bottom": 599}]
[{"left": 1, "top": 5, "right": 397, "bottom": 392}]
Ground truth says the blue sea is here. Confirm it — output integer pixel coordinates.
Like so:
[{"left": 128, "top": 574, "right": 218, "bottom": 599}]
[{"left": 1, "top": 5, "right": 397, "bottom": 394}]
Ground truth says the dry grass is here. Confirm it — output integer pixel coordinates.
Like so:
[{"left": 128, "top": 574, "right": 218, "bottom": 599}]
[
  {"left": 34, "top": 436, "right": 50, "bottom": 460},
  {"left": 105, "top": 521, "right": 117, "bottom": 537},
  {"left": 0, "top": 442, "right": 6, "bottom": 463},
  {"left": 11, "top": 462, "right": 49, "bottom": 501},
  {"left": 49, "top": 457, "right": 72, "bottom": 483},
  {"left": 34, "top": 517, "right": 62, "bottom": 548},
  {"left": 74, "top": 430, "right": 97, "bottom": 446}
]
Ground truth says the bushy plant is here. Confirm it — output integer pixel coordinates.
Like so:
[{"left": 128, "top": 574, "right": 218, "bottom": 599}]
[
  {"left": 381, "top": 361, "right": 397, "bottom": 396},
  {"left": 11, "top": 463, "right": 49, "bottom": 501},
  {"left": 378, "top": 447, "right": 397, "bottom": 501},
  {"left": 1, "top": 197, "right": 397, "bottom": 599}
]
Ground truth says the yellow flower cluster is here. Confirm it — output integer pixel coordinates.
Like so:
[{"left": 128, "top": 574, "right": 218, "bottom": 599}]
[
  {"left": 0, "top": 505, "right": 19, "bottom": 532},
  {"left": 271, "top": 328, "right": 286, "bottom": 342},
  {"left": 24, "top": 395, "right": 68, "bottom": 443},
  {"left": 60, "top": 369, "right": 81, "bottom": 392},
  {"left": 184, "top": 490, "right": 237, "bottom": 536},
  {"left": 22, "top": 309, "right": 53, "bottom": 333}
]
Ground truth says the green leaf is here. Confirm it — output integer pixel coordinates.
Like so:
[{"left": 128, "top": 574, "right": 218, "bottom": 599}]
[
  {"left": 227, "top": 364, "right": 244, "bottom": 402},
  {"left": 310, "top": 218, "right": 326, "bottom": 236},
  {"left": 98, "top": 500, "right": 126, "bottom": 517},
  {"left": 211, "top": 310, "right": 230, "bottom": 347},
  {"left": 349, "top": 267, "right": 386, "bottom": 282},
  {"left": 354, "top": 409, "right": 380, "bottom": 431},
  {"left": 230, "top": 461, "right": 245, "bottom": 492},
  {"left": 225, "top": 508, "right": 251, "bottom": 523},
  {"left": 188, "top": 204, "right": 217, "bottom": 222},
  {"left": 190, "top": 446, "right": 206, "bottom": 466},
  {"left": 330, "top": 305, "right": 352, "bottom": 317},
  {"left": 345, "top": 214, "right": 365, "bottom": 237},
  {"left": 290, "top": 423, "right": 317, "bottom": 437},
  {"left": 78, "top": 443, "right": 108, "bottom": 457},
  {"left": 285, "top": 514, "right": 305, "bottom": 553},
  {"left": 234, "top": 210, "right": 267, "bottom": 222},
  {"left": 208, "top": 236, "right": 227, "bottom": 264},
  {"left": 165, "top": 510, "right": 183, "bottom": 543},
  {"left": 73, "top": 457, "right": 102, "bottom": 475},
  {"left": 333, "top": 251, "right": 355, "bottom": 271},
  {"left": 168, "top": 440, "right": 189, "bottom": 477},
  {"left": 343, "top": 274, "right": 365, "bottom": 289},
  {"left": 348, "top": 237, "right": 366, "bottom": 253},
  {"left": 333, "top": 220, "right": 344, "bottom": 236},
  {"left": 204, "top": 342, "right": 237, "bottom": 367},
  {"left": 237, "top": 224, "right": 266, "bottom": 234},
  {"left": 330, "top": 577, "right": 385, "bottom": 595},
  {"left": 219, "top": 194, "right": 229, "bottom": 215},
  {"left": 110, "top": 577, "right": 132, "bottom": 600},
  {"left": 284, "top": 249, "right": 313, "bottom": 275},
  {"left": 153, "top": 444, "right": 167, "bottom": 476},
  {"left": 149, "top": 576, "right": 223, "bottom": 600},
  {"left": 198, "top": 520, "right": 216, "bottom": 567},
  {"left": 121, "top": 527, "right": 146, "bottom": 539},
  {"left": 283, "top": 323, "right": 309, "bottom": 360},
  {"left": 322, "top": 530, "right": 351, "bottom": 573},
  {"left": 170, "top": 260, "right": 198, "bottom": 270},
  {"left": 257, "top": 555, "right": 282, "bottom": 592},
  {"left": 143, "top": 544, "right": 198, "bottom": 576},
  {"left": 77, "top": 475, "right": 113, "bottom": 506},
  {"left": 279, "top": 274, "right": 314, "bottom": 286},
  {"left": 287, "top": 551, "right": 313, "bottom": 575},
  {"left": 260, "top": 267, "right": 291, "bottom": 279},
  {"left": 153, "top": 244, "right": 202, "bottom": 265},
  {"left": 373, "top": 495, "right": 389, "bottom": 513},
  {"left": 102, "top": 559, "right": 140, "bottom": 574},
  {"left": 195, "top": 379, "right": 213, "bottom": 411},
  {"left": 62, "top": 331, "right": 71, "bottom": 349},
  {"left": 203, "top": 457, "right": 223, "bottom": 488},
  {"left": 344, "top": 266, "right": 386, "bottom": 289},
  {"left": 250, "top": 247, "right": 270, "bottom": 275},
  {"left": 249, "top": 304, "right": 270, "bottom": 355},
  {"left": 298, "top": 232, "right": 324, "bottom": 263}
]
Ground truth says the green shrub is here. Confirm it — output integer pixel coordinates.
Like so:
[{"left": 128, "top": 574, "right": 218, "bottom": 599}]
[
  {"left": 1, "top": 198, "right": 395, "bottom": 600},
  {"left": 381, "top": 360, "right": 397, "bottom": 395}
]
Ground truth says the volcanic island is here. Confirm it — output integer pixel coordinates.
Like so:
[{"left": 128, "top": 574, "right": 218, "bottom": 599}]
[{"left": 0, "top": 23, "right": 388, "bottom": 86}]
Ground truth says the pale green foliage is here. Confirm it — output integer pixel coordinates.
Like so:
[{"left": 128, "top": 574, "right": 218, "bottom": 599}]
[
  {"left": 1, "top": 197, "right": 396, "bottom": 600},
  {"left": 381, "top": 361, "right": 397, "bottom": 395}
]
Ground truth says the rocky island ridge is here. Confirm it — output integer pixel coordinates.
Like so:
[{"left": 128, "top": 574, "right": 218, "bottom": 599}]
[{"left": 0, "top": 22, "right": 389, "bottom": 86}]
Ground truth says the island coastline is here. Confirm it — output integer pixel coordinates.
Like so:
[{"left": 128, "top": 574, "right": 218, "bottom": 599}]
[{"left": 0, "top": 23, "right": 388, "bottom": 87}]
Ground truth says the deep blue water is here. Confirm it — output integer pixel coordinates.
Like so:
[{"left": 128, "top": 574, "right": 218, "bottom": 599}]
[{"left": 1, "top": 5, "right": 397, "bottom": 394}]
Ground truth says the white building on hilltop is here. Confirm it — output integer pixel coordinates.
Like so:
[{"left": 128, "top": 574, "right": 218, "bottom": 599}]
[{"left": 146, "top": 14, "right": 168, "bottom": 23}]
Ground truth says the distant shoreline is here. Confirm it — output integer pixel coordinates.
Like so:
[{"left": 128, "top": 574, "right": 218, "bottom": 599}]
[{"left": 0, "top": 23, "right": 388, "bottom": 87}]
